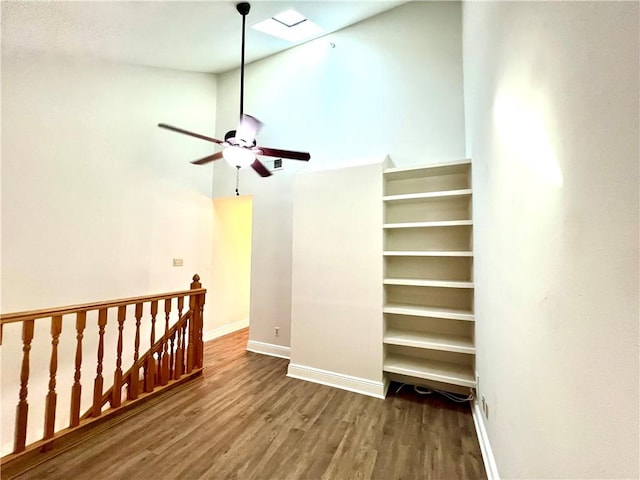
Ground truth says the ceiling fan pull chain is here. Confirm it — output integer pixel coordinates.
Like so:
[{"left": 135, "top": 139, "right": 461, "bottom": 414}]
[{"left": 235, "top": 166, "right": 241, "bottom": 196}]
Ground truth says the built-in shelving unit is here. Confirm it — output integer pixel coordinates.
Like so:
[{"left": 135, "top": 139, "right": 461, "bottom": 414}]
[{"left": 382, "top": 159, "right": 475, "bottom": 394}]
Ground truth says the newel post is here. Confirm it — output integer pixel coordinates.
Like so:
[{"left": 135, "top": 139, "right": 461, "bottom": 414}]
[{"left": 187, "top": 274, "right": 203, "bottom": 372}]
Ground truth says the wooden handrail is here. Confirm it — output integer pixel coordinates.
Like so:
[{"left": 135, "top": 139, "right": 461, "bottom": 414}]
[
  {"left": 1, "top": 274, "right": 206, "bottom": 467},
  {"left": 0, "top": 288, "right": 206, "bottom": 325}
]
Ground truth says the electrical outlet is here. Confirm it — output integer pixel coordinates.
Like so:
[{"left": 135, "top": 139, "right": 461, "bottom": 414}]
[
  {"left": 173, "top": 258, "right": 184, "bottom": 267},
  {"left": 275, "top": 327, "right": 280, "bottom": 337}
]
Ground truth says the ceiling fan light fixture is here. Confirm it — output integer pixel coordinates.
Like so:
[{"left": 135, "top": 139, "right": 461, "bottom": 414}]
[{"left": 223, "top": 146, "right": 255, "bottom": 169}]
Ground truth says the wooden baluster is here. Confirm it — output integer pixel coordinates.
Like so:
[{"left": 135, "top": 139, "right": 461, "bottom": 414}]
[
  {"left": 181, "top": 321, "right": 188, "bottom": 374},
  {"left": 143, "top": 360, "right": 151, "bottom": 393},
  {"left": 174, "top": 297, "right": 185, "bottom": 380},
  {"left": 160, "top": 299, "right": 171, "bottom": 386},
  {"left": 177, "top": 296, "right": 184, "bottom": 320},
  {"left": 145, "top": 301, "right": 158, "bottom": 392},
  {"left": 150, "top": 300, "right": 158, "bottom": 348},
  {"left": 14, "top": 320, "right": 35, "bottom": 453},
  {"left": 151, "top": 301, "right": 158, "bottom": 385},
  {"left": 43, "top": 315, "right": 63, "bottom": 450},
  {"left": 70, "top": 312, "right": 86, "bottom": 427},
  {"left": 175, "top": 324, "right": 184, "bottom": 380},
  {"left": 144, "top": 355, "right": 154, "bottom": 393},
  {"left": 112, "top": 306, "right": 126, "bottom": 408},
  {"left": 157, "top": 349, "right": 162, "bottom": 386},
  {"left": 186, "top": 314, "right": 195, "bottom": 373},
  {"left": 92, "top": 309, "right": 107, "bottom": 417},
  {"left": 169, "top": 329, "right": 176, "bottom": 380},
  {"left": 197, "top": 291, "right": 205, "bottom": 369},
  {"left": 128, "top": 303, "right": 143, "bottom": 401},
  {"left": 156, "top": 302, "right": 165, "bottom": 386}
]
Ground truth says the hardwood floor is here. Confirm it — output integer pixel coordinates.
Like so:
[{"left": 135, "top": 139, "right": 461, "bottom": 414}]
[{"left": 6, "top": 328, "right": 486, "bottom": 480}]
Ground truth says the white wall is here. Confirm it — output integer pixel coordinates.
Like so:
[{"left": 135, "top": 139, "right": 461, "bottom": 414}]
[
  {"left": 214, "top": 1, "right": 466, "bottom": 351},
  {"left": 288, "top": 160, "right": 385, "bottom": 397},
  {"left": 1, "top": 52, "right": 217, "bottom": 453},
  {"left": 2, "top": 53, "right": 217, "bottom": 310},
  {"left": 463, "top": 2, "right": 639, "bottom": 478}
]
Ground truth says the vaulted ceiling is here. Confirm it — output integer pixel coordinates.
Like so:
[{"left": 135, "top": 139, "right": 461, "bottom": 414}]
[{"left": 2, "top": 1, "right": 405, "bottom": 73}]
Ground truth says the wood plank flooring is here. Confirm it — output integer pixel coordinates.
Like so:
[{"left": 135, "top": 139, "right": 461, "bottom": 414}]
[{"left": 6, "top": 328, "right": 486, "bottom": 479}]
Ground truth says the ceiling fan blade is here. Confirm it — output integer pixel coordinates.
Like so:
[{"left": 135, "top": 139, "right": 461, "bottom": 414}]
[
  {"left": 236, "top": 114, "right": 263, "bottom": 145},
  {"left": 191, "top": 151, "right": 224, "bottom": 165},
  {"left": 158, "top": 123, "right": 224, "bottom": 145},
  {"left": 258, "top": 146, "right": 311, "bottom": 161},
  {"left": 251, "top": 159, "right": 272, "bottom": 177}
]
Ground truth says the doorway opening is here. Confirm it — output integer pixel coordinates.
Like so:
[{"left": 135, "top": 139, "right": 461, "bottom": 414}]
[{"left": 211, "top": 195, "right": 253, "bottom": 333}]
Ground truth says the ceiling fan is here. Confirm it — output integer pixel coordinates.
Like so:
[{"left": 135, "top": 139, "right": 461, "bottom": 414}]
[{"left": 158, "top": 2, "right": 311, "bottom": 179}]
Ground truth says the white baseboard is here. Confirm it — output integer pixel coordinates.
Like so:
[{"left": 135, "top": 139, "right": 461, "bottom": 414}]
[
  {"left": 246, "top": 340, "right": 291, "bottom": 359},
  {"left": 203, "top": 318, "right": 249, "bottom": 342},
  {"left": 472, "top": 400, "right": 500, "bottom": 480},
  {"left": 287, "top": 363, "right": 386, "bottom": 399}
]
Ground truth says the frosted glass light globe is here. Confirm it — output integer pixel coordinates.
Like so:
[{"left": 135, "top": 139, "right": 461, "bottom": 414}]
[{"left": 223, "top": 146, "right": 254, "bottom": 168}]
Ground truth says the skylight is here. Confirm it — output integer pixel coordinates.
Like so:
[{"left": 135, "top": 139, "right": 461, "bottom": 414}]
[
  {"left": 273, "top": 10, "right": 307, "bottom": 27},
  {"left": 252, "top": 9, "right": 323, "bottom": 42}
]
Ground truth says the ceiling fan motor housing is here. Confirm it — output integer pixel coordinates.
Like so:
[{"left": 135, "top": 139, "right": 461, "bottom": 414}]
[{"left": 236, "top": 2, "right": 250, "bottom": 16}]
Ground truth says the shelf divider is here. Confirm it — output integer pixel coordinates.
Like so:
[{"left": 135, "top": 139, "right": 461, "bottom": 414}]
[
  {"left": 383, "top": 220, "right": 472, "bottom": 229},
  {"left": 384, "top": 278, "right": 473, "bottom": 288},
  {"left": 383, "top": 304, "right": 474, "bottom": 322},
  {"left": 383, "top": 250, "right": 473, "bottom": 257},
  {"left": 384, "top": 328, "right": 475, "bottom": 354},
  {"left": 383, "top": 354, "right": 475, "bottom": 388}
]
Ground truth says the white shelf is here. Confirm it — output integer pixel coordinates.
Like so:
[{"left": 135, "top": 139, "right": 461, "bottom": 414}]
[
  {"left": 384, "top": 329, "right": 475, "bottom": 354},
  {"left": 383, "top": 250, "right": 473, "bottom": 257},
  {"left": 384, "top": 159, "right": 471, "bottom": 180},
  {"left": 383, "top": 278, "right": 473, "bottom": 288},
  {"left": 383, "top": 220, "right": 472, "bottom": 229},
  {"left": 383, "top": 354, "right": 476, "bottom": 388},
  {"left": 383, "top": 304, "right": 474, "bottom": 321},
  {"left": 383, "top": 189, "right": 472, "bottom": 203}
]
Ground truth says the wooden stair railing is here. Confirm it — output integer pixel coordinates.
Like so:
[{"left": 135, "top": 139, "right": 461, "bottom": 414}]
[
  {"left": 83, "top": 308, "right": 197, "bottom": 419},
  {"left": 0, "top": 274, "right": 206, "bottom": 466}
]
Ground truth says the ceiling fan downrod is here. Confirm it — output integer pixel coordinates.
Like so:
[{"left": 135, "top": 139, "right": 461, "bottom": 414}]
[
  {"left": 237, "top": 2, "right": 250, "bottom": 119},
  {"left": 157, "top": 0, "right": 310, "bottom": 178}
]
